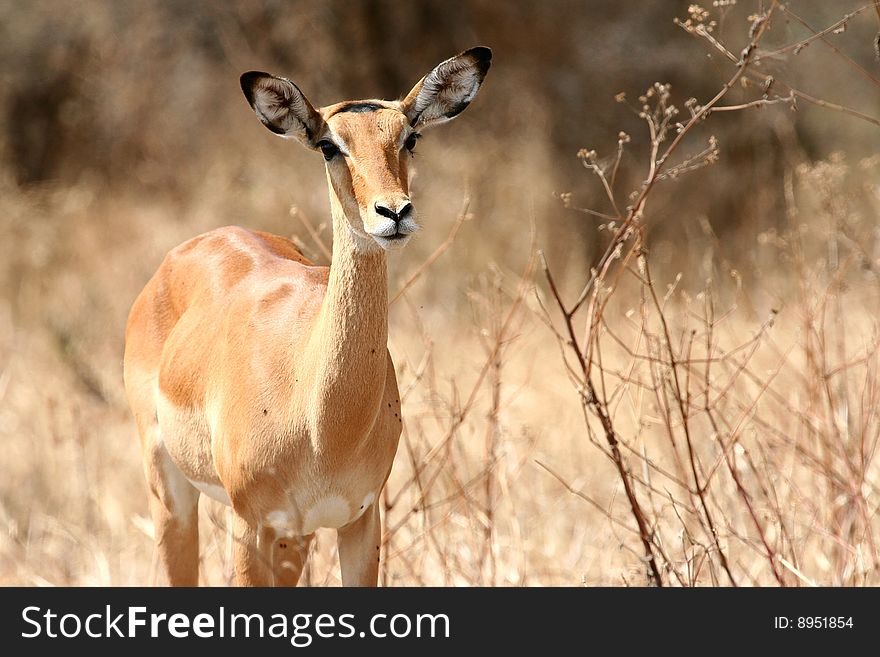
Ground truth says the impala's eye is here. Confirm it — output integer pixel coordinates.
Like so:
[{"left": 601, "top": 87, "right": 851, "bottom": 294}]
[
  {"left": 317, "top": 140, "right": 339, "bottom": 161},
  {"left": 404, "top": 132, "right": 420, "bottom": 154}
]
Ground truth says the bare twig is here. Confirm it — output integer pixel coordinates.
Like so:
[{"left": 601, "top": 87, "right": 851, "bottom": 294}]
[
  {"left": 391, "top": 197, "right": 471, "bottom": 306},
  {"left": 760, "top": 5, "right": 874, "bottom": 59},
  {"left": 290, "top": 206, "right": 331, "bottom": 263}
]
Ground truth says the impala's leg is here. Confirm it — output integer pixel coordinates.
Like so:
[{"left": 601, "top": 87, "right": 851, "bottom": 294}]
[
  {"left": 273, "top": 534, "right": 313, "bottom": 586},
  {"left": 232, "top": 513, "right": 274, "bottom": 586},
  {"left": 337, "top": 504, "right": 381, "bottom": 587},
  {"left": 143, "top": 433, "right": 201, "bottom": 586}
]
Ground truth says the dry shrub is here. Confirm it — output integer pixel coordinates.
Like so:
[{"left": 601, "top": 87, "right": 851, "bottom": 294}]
[{"left": 537, "top": 2, "right": 880, "bottom": 586}]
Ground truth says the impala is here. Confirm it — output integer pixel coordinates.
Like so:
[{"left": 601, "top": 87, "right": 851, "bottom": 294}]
[{"left": 123, "top": 47, "right": 491, "bottom": 586}]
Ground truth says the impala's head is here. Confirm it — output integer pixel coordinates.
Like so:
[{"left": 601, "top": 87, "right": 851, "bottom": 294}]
[{"left": 241, "top": 47, "right": 491, "bottom": 251}]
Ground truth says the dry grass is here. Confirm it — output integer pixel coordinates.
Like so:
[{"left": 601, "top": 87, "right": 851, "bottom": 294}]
[{"left": 1, "top": 1, "right": 879, "bottom": 586}]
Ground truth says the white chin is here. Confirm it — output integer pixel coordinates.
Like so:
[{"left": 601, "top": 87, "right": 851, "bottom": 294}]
[{"left": 371, "top": 234, "right": 412, "bottom": 250}]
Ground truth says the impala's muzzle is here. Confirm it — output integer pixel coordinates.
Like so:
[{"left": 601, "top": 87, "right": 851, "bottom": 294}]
[{"left": 367, "top": 198, "right": 419, "bottom": 249}]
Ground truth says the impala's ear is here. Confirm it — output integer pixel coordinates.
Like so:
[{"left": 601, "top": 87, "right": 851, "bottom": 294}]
[
  {"left": 401, "top": 47, "right": 492, "bottom": 129},
  {"left": 240, "top": 72, "right": 324, "bottom": 147}
]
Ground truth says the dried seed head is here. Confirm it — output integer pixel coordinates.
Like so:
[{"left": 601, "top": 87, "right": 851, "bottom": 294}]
[
  {"left": 688, "top": 4, "right": 710, "bottom": 22},
  {"left": 577, "top": 148, "right": 598, "bottom": 163}
]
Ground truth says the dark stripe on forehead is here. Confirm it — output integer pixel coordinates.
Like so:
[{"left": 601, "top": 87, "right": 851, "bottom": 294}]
[
  {"left": 326, "top": 101, "right": 405, "bottom": 118},
  {"left": 341, "top": 102, "right": 383, "bottom": 113},
  {"left": 332, "top": 102, "right": 384, "bottom": 115}
]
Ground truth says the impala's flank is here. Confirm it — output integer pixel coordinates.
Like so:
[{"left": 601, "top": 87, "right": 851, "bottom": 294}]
[{"left": 123, "top": 47, "right": 491, "bottom": 586}]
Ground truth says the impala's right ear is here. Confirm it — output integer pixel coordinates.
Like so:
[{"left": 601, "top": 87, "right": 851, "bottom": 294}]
[{"left": 240, "top": 72, "right": 324, "bottom": 147}]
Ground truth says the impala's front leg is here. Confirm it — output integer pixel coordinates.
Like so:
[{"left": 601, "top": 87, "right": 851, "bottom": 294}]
[
  {"left": 232, "top": 514, "right": 274, "bottom": 586},
  {"left": 337, "top": 503, "right": 381, "bottom": 587}
]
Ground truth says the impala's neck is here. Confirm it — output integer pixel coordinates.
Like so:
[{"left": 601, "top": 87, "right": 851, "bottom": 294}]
[
  {"left": 306, "top": 174, "right": 389, "bottom": 437},
  {"left": 324, "top": 183, "right": 388, "bottom": 354}
]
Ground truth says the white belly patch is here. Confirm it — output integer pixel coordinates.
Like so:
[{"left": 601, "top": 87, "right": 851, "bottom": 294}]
[
  {"left": 265, "top": 491, "right": 378, "bottom": 536},
  {"left": 302, "top": 496, "right": 352, "bottom": 534},
  {"left": 187, "top": 478, "right": 232, "bottom": 506}
]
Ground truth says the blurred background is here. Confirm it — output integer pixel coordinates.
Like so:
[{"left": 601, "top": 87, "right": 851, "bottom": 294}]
[{"left": 1, "top": 0, "right": 878, "bottom": 585}]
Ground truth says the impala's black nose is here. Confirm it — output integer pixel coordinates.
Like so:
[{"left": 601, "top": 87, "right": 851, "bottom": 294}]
[{"left": 375, "top": 202, "right": 413, "bottom": 223}]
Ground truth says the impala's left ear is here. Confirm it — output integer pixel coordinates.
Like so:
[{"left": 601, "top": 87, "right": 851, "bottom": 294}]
[{"left": 401, "top": 47, "right": 492, "bottom": 129}]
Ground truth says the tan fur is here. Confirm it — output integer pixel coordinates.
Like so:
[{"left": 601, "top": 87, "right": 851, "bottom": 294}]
[{"left": 123, "top": 48, "right": 490, "bottom": 587}]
